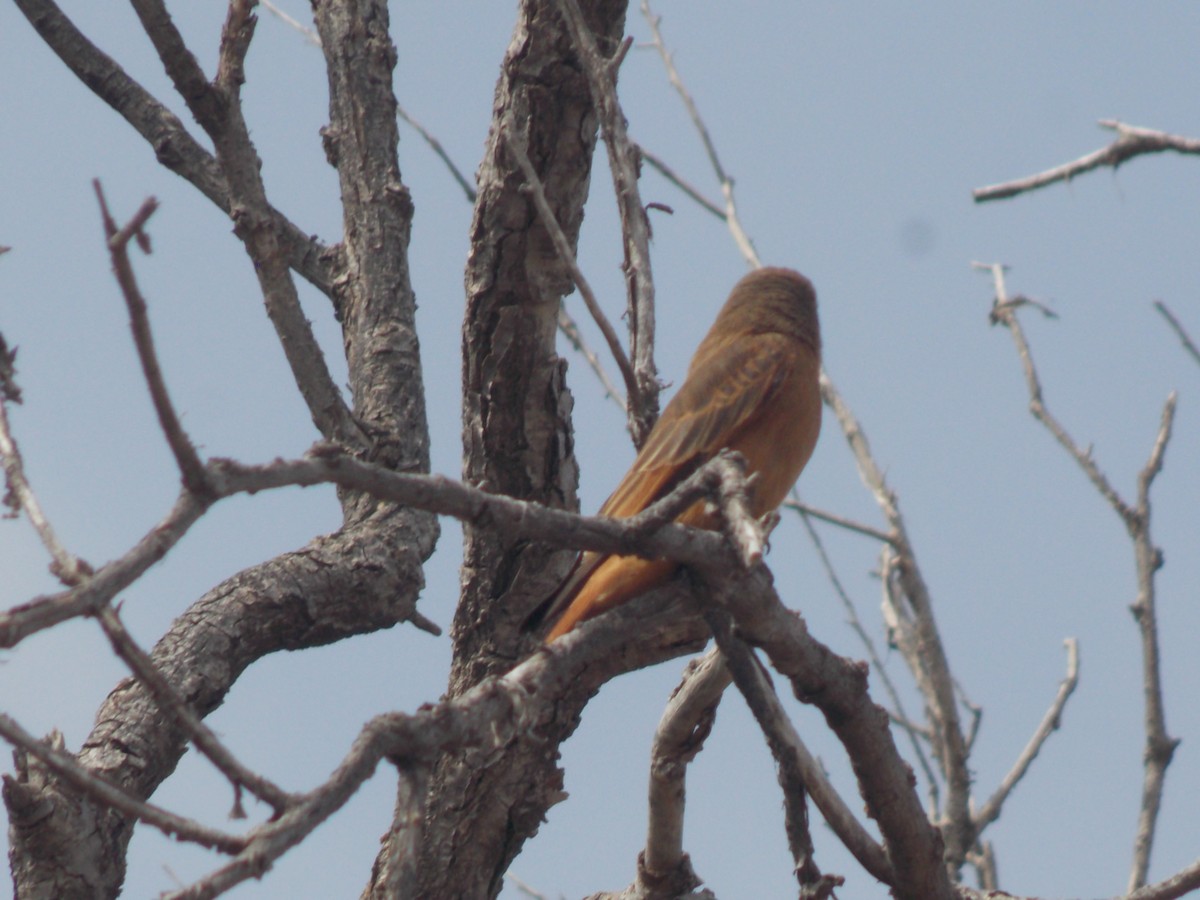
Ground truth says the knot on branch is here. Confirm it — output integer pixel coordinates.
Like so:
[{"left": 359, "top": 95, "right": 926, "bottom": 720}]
[{"left": 635, "top": 849, "right": 707, "bottom": 898}]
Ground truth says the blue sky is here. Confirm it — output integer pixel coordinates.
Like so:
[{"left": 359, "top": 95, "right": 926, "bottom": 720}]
[{"left": 3, "top": 3, "right": 1200, "bottom": 898}]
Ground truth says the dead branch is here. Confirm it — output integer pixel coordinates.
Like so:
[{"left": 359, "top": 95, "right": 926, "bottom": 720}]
[
  {"left": 558, "top": 307, "right": 629, "bottom": 413},
  {"left": 973, "top": 120, "right": 1200, "bottom": 202},
  {"left": 0, "top": 718, "right": 243, "bottom": 854},
  {"left": 1128, "top": 394, "right": 1179, "bottom": 891},
  {"left": 821, "top": 370, "right": 973, "bottom": 867},
  {"left": 971, "top": 639, "right": 1080, "bottom": 834},
  {"left": 637, "top": 144, "right": 726, "bottom": 221},
  {"left": 979, "top": 262, "right": 1179, "bottom": 890},
  {"left": 0, "top": 448, "right": 751, "bottom": 650},
  {"left": 0, "top": 490, "right": 210, "bottom": 646},
  {"left": 93, "top": 603, "right": 291, "bottom": 815},
  {"left": 642, "top": 649, "right": 728, "bottom": 885},
  {"left": 641, "top": 1, "right": 759, "bottom": 268},
  {"left": 505, "top": 117, "right": 640, "bottom": 407},
  {"left": 12, "top": 0, "right": 334, "bottom": 296},
  {"left": 784, "top": 498, "right": 896, "bottom": 546},
  {"left": 0, "top": 351, "right": 92, "bottom": 586},
  {"left": 1154, "top": 301, "right": 1200, "bottom": 368},
  {"left": 93, "top": 184, "right": 208, "bottom": 493},
  {"left": 398, "top": 104, "right": 479, "bottom": 203},
  {"left": 697, "top": 564, "right": 952, "bottom": 899},
  {"left": 556, "top": 0, "right": 659, "bottom": 442},
  {"left": 709, "top": 453, "right": 765, "bottom": 568},
  {"left": 795, "top": 503, "right": 940, "bottom": 811}
]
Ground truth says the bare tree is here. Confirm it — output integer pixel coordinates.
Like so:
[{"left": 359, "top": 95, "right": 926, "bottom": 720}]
[{"left": 3, "top": 2, "right": 1199, "bottom": 899}]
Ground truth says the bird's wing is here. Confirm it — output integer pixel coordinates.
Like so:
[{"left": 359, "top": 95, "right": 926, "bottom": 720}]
[
  {"left": 599, "top": 333, "right": 797, "bottom": 518},
  {"left": 523, "top": 334, "right": 796, "bottom": 637}
]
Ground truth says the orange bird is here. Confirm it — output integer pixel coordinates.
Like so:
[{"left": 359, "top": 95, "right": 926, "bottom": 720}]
[{"left": 533, "top": 267, "right": 822, "bottom": 642}]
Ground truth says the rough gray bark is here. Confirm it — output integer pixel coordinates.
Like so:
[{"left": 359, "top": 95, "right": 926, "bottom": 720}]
[
  {"left": 383, "top": 2, "right": 678, "bottom": 897},
  {"left": 5, "top": 1, "right": 437, "bottom": 897}
]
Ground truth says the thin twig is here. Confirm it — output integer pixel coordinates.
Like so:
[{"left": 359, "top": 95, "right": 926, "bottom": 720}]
[
  {"left": 822, "top": 369, "right": 972, "bottom": 866},
  {"left": 784, "top": 498, "right": 896, "bottom": 546},
  {"left": 973, "top": 119, "right": 1200, "bottom": 202},
  {"left": 397, "top": 105, "right": 478, "bottom": 203},
  {"left": 796, "top": 501, "right": 940, "bottom": 813},
  {"left": 637, "top": 144, "right": 726, "bottom": 220},
  {"left": 978, "top": 262, "right": 1178, "bottom": 889},
  {"left": 958, "top": 685, "right": 984, "bottom": 754},
  {"left": 0, "top": 492, "right": 209, "bottom": 647},
  {"left": 975, "top": 262, "right": 1134, "bottom": 526},
  {"left": 556, "top": 307, "right": 628, "bottom": 413},
  {"left": 133, "top": 0, "right": 364, "bottom": 447},
  {"left": 1128, "top": 392, "right": 1179, "bottom": 892},
  {"left": 93, "top": 183, "right": 209, "bottom": 493},
  {"left": 14, "top": 0, "right": 335, "bottom": 296},
  {"left": 556, "top": 0, "right": 659, "bottom": 442},
  {"left": 971, "top": 639, "right": 1080, "bottom": 835},
  {"left": 0, "top": 355, "right": 92, "bottom": 585},
  {"left": 504, "top": 873, "right": 550, "bottom": 900},
  {"left": 94, "top": 604, "right": 293, "bottom": 814},
  {"left": 0, "top": 715, "right": 244, "bottom": 853},
  {"left": 641, "top": 1, "right": 758, "bottom": 268},
  {"left": 504, "top": 117, "right": 639, "bottom": 409},
  {"left": 1153, "top": 300, "right": 1200, "bottom": 368},
  {"left": 260, "top": 0, "right": 320, "bottom": 45},
  {"left": 693, "top": 581, "right": 878, "bottom": 891}
]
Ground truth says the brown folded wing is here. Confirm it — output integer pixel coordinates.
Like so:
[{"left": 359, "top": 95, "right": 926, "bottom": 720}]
[{"left": 534, "top": 334, "right": 798, "bottom": 638}]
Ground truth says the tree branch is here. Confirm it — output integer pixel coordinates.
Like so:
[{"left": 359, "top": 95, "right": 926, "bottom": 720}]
[
  {"left": 93, "top": 603, "right": 292, "bottom": 815},
  {"left": 696, "top": 566, "right": 953, "bottom": 899},
  {"left": 821, "top": 369, "right": 972, "bottom": 868},
  {"left": 979, "top": 262, "right": 1179, "bottom": 890},
  {"left": 505, "top": 117, "right": 640, "bottom": 407},
  {"left": 557, "top": 306, "right": 629, "bottom": 413},
  {"left": 971, "top": 639, "right": 1080, "bottom": 835},
  {"left": 795, "top": 502, "right": 941, "bottom": 811},
  {"left": 1, "top": 719, "right": 243, "bottom": 854},
  {"left": 641, "top": 1, "right": 759, "bottom": 268},
  {"left": 312, "top": 0, "right": 431, "bottom": 469},
  {"left": 1153, "top": 301, "right": 1200, "bottom": 368},
  {"left": 93, "top": 184, "right": 209, "bottom": 493},
  {"left": 13, "top": 0, "right": 335, "bottom": 296},
  {"left": 1128, "top": 392, "right": 1179, "bottom": 892},
  {"left": 973, "top": 119, "right": 1200, "bottom": 202},
  {"left": 0, "top": 343, "right": 93, "bottom": 586},
  {"left": 556, "top": 0, "right": 659, "bottom": 443},
  {"left": 642, "top": 648, "right": 727, "bottom": 891},
  {"left": 637, "top": 144, "right": 726, "bottom": 221}
]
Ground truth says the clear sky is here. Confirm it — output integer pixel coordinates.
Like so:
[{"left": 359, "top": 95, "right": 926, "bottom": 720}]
[{"left": 3, "top": 3, "right": 1200, "bottom": 898}]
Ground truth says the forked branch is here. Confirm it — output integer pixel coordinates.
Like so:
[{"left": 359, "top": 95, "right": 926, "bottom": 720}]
[{"left": 978, "top": 261, "right": 1178, "bottom": 890}]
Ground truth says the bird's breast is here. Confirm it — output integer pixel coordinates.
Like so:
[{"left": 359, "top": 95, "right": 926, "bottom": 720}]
[{"left": 727, "top": 346, "right": 822, "bottom": 516}]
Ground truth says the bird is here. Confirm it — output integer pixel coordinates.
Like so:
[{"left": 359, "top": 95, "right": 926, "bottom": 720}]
[{"left": 530, "top": 266, "right": 822, "bottom": 642}]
